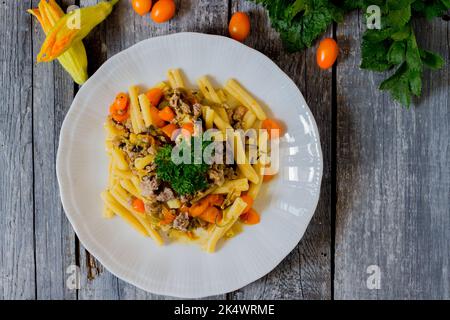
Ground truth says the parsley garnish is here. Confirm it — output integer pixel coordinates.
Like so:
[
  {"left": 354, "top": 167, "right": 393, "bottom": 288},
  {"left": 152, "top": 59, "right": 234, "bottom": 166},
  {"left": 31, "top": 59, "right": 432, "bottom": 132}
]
[{"left": 155, "top": 138, "right": 211, "bottom": 196}]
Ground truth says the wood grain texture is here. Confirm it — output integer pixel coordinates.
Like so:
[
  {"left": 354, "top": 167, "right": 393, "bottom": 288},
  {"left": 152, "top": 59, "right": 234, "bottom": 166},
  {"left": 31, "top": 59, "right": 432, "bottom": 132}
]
[
  {"left": 335, "top": 11, "right": 450, "bottom": 299},
  {"left": 0, "top": 0, "right": 36, "bottom": 299},
  {"left": 2, "top": 0, "right": 448, "bottom": 300},
  {"left": 228, "top": 1, "right": 332, "bottom": 300},
  {"left": 31, "top": 0, "right": 77, "bottom": 300},
  {"left": 77, "top": 0, "right": 120, "bottom": 300}
]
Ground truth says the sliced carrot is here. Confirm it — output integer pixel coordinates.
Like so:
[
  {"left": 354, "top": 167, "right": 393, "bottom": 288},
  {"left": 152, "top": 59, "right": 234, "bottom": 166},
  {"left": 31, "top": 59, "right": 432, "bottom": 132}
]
[
  {"left": 263, "top": 174, "right": 275, "bottom": 182},
  {"left": 261, "top": 166, "right": 277, "bottom": 182},
  {"left": 149, "top": 105, "right": 166, "bottom": 128},
  {"left": 146, "top": 88, "right": 163, "bottom": 107},
  {"left": 109, "top": 104, "right": 129, "bottom": 123},
  {"left": 132, "top": 198, "right": 145, "bottom": 213},
  {"left": 189, "top": 195, "right": 224, "bottom": 217},
  {"left": 159, "top": 208, "right": 175, "bottom": 225},
  {"left": 114, "top": 92, "right": 128, "bottom": 110},
  {"left": 186, "top": 231, "right": 195, "bottom": 239},
  {"left": 206, "top": 194, "right": 224, "bottom": 206},
  {"left": 261, "top": 118, "right": 283, "bottom": 139},
  {"left": 240, "top": 208, "right": 260, "bottom": 225},
  {"left": 189, "top": 199, "right": 210, "bottom": 217},
  {"left": 180, "top": 204, "right": 190, "bottom": 213},
  {"left": 161, "top": 123, "right": 178, "bottom": 139},
  {"left": 200, "top": 206, "right": 222, "bottom": 224},
  {"left": 240, "top": 194, "right": 253, "bottom": 214},
  {"left": 181, "top": 122, "right": 194, "bottom": 136},
  {"left": 158, "top": 106, "right": 175, "bottom": 122}
]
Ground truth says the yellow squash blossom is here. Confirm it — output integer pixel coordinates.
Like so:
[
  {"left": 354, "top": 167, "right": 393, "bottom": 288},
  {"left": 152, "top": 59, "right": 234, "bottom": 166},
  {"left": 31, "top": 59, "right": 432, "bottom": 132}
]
[
  {"left": 37, "top": 0, "right": 119, "bottom": 63},
  {"left": 28, "top": 0, "right": 88, "bottom": 85}
]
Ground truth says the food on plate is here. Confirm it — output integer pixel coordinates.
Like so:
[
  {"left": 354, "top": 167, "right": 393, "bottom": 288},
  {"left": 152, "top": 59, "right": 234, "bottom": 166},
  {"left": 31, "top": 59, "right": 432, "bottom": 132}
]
[
  {"left": 228, "top": 12, "right": 251, "bottom": 42},
  {"left": 36, "top": 0, "right": 119, "bottom": 63},
  {"left": 102, "top": 69, "right": 281, "bottom": 252},
  {"left": 132, "top": 0, "right": 152, "bottom": 16},
  {"left": 316, "top": 38, "right": 339, "bottom": 70},
  {"left": 151, "top": 0, "right": 176, "bottom": 23},
  {"left": 27, "top": 0, "right": 88, "bottom": 84}
]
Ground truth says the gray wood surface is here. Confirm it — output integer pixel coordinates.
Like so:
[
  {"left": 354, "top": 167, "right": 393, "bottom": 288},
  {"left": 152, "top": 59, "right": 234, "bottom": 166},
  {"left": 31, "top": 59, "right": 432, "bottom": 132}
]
[
  {"left": 32, "top": 0, "right": 78, "bottom": 300},
  {"left": 335, "top": 11, "right": 450, "bottom": 299},
  {"left": 0, "top": 1, "right": 448, "bottom": 300},
  {"left": 0, "top": 0, "right": 35, "bottom": 300}
]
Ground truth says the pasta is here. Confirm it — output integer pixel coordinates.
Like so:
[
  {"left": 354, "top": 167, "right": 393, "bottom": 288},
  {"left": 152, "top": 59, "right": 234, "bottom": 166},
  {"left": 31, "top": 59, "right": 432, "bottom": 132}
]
[
  {"left": 225, "top": 79, "right": 267, "bottom": 120},
  {"left": 102, "top": 69, "right": 280, "bottom": 252}
]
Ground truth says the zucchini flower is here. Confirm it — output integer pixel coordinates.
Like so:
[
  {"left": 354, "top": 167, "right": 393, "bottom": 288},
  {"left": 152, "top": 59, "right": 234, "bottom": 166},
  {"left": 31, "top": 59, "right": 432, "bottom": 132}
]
[
  {"left": 36, "top": 0, "right": 119, "bottom": 63},
  {"left": 28, "top": 0, "right": 88, "bottom": 85}
]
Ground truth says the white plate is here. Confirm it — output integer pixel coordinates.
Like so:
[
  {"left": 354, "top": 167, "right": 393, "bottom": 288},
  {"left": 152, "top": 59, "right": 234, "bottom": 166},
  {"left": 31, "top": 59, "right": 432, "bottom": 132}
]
[{"left": 57, "top": 32, "right": 323, "bottom": 298}]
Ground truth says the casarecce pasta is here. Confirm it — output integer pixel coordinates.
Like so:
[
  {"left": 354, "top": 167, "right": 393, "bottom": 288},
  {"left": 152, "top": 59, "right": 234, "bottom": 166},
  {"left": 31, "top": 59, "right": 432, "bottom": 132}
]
[{"left": 102, "top": 69, "right": 282, "bottom": 252}]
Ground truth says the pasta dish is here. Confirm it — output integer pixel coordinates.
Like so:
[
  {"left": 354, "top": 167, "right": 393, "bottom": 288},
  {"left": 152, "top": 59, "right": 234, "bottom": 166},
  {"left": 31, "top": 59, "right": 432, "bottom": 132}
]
[{"left": 102, "top": 69, "right": 282, "bottom": 252}]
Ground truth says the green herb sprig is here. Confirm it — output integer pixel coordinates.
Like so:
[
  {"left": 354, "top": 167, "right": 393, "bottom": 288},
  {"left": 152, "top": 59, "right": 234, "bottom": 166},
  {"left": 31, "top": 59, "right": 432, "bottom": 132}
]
[
  {"left": 250, "top": 0, "right": 449, "bottom": 107},
  {"left": 155, "top": 138, "right": 211, "bottom": 196}
]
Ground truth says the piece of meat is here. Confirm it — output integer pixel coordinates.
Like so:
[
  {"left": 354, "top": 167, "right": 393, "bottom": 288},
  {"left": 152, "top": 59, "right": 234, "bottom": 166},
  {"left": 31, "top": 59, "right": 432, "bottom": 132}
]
[
  {"left": 208, "top": 164, "right": 225, "bottom": 186},
  {"left": 233, "top": 106, "right": 248, "bottom": 121},
  {"left": 180, "top": 101, "right": 191, "bottom": 114},
  {"left": 192, "top": 103, "right": 202, "bottom": 119},
  {"left": 224, "top": 166, "right": 237, "bottom": 180},
  {"left": 172, "top": 212, "right": 190, "bottom": 231},
  {"left": 147, "top": 145, "right": 157, "bottom": 156},
  {"left": 156, "top": 187, "right": 175, "bottom": 202},
  {"left": 140, "top": 176, "right": 159, "bottom": 197},
  {"left": 169, "top": 90, "right": 181, "bottom": 109},
  {"left": 144, "top": 163, "right": 156, "bottom": 172},
  {"left": 231, "top": 106, "right": 248, "bottom": 129},
  {"left": 144, "top": 201, "right": 161, "bottom": 215},
  {"left": 180, "top": 194, "right": 193, "bottom": 203},
  {"left": 226, "top": 108, "right": 234, "bottom": 123}
]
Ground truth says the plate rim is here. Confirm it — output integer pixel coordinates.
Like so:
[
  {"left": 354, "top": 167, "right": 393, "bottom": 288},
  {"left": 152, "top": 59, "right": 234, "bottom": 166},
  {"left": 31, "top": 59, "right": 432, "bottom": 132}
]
[{"left": 56, "top": 32, "right": 323, "bottom": 298}]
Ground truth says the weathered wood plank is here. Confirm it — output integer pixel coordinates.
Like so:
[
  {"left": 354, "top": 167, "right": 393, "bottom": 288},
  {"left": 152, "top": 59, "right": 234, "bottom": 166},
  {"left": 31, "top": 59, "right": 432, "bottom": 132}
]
[
  {"left": 229, "top": 1, "right": 332, "bottom": 300},
  {"left": 0, "top": 0, "right": 36, "bottom": 299},
  {"left": 335, "top": 12, "right": 450, "bottom": 299},
  {"left": 31, "top": 0, "right": 77, "bottom": 300},
  {"left": 77, "top": 0, "right": 119, "bottom": 300}
]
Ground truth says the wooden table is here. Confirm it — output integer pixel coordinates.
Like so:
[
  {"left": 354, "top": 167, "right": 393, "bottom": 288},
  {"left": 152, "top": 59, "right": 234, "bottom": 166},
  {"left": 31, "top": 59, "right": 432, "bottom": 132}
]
[{"left": 1, "top": 1, "right": 449, "bottom": 299}]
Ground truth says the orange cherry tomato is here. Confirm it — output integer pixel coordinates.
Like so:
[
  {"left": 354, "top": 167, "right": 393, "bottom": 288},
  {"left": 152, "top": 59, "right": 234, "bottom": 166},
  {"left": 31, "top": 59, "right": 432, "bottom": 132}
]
[
  {"left": 261, "top": 118, "right": 283, "bottom": 139},
  {"left": 161, "top": 123, "right": 178, "bottom": 139},
  {"left": 149, "top": 105, "right": 166, "bottom": 128},
  {"left": 114, "top": 92, "right": 129, "bottom": 110},
  {"left": 132, "top": 0, "right": 152, "bottom": 16},
  {"left": 146, "top": 88, "right": 163, "bottom": 107},
  {"left": 151, "top": 0, "right": 176, "bottom": 23},
  {"left": 132, "top": 198, "right": 145, "bottom": 213},
  {"left": 316, "top": 38, "right": 339, "bottom": 69},
  {"left": 158, "top": 106, "right": 175, "bottom": 122},
  {"left": 240, "top": 208, "right": 260, "bottom": 225},
  {"left": 109, "top": 104, "right": 129, "bottom": 123},
  {"left": 228, "top": 12, "right": 251, "bottom": 42}
]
